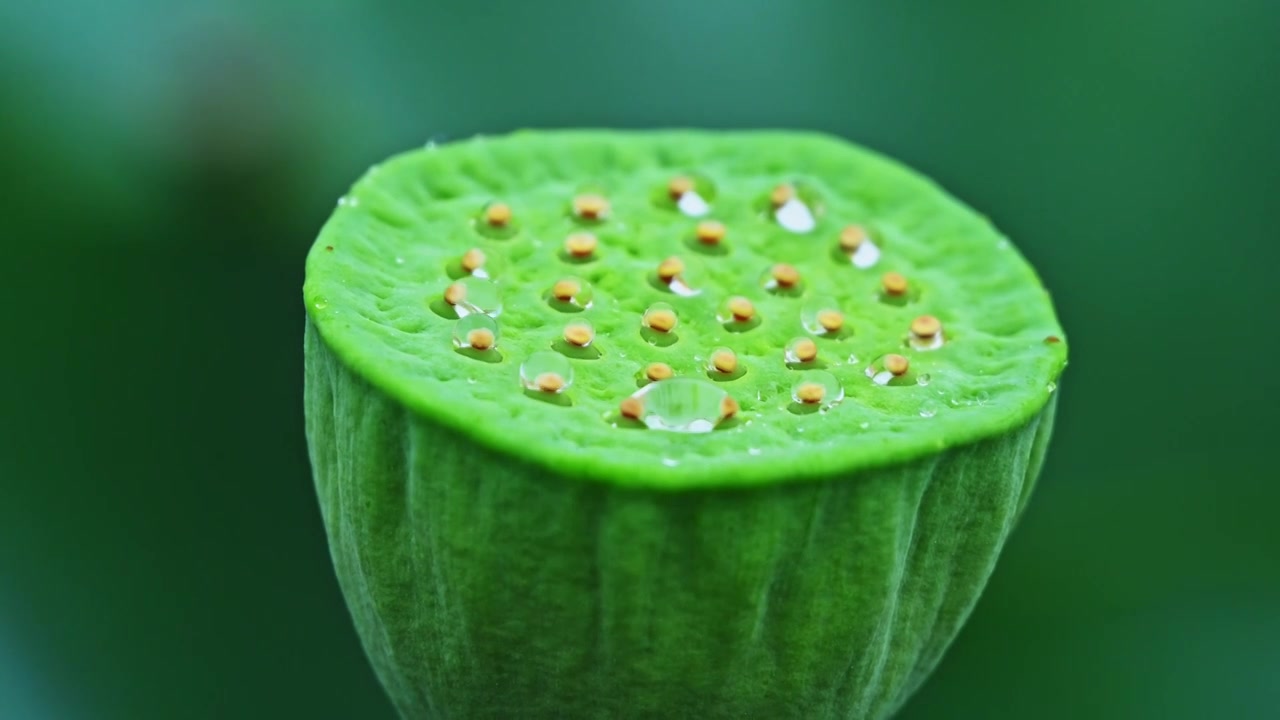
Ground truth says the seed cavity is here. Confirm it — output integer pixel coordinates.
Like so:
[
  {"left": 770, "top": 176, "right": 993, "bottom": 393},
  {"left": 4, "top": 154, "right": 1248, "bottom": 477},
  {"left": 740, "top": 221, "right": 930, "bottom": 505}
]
[
  {"left": 642, "top": 303, "right": 679, "bottom": 333},
  {"left": 840, "top": 224, "right": 881, "bottom": 268},
  {"left": 563, "top": 232, "right": 598, "bottom": 259},
  {"left": 452, "top": 314, "right": 500, "bottom": 352},
  {"left": 909, "top": 315, "right": 944, "bottom": 350},
  {"left": 785, "top": 337, "right": 819, "bottom": 364},
  {"left": 790, "top": 370, "right": 844, "bottom": 411},
  {"left": 801, "top": 299, "right": 845, "bottom": 336},
  {"left": 622, "top": 378, "right": 737, "bottom": 433},
  {"left": 520, "top": 351, "right": 574, "bottom": 395},
  {"left": 573, "top": 193, "right": 610, "bottom": 221},
  {"left": 546, "top": 276, "right": 593, "bottom": 311}
]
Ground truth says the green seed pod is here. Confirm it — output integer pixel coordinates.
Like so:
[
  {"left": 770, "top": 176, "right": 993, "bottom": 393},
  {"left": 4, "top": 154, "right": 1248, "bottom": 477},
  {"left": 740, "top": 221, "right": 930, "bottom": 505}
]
[{"left": 304, "top": 130, "right": 1068, "bottom": 720}]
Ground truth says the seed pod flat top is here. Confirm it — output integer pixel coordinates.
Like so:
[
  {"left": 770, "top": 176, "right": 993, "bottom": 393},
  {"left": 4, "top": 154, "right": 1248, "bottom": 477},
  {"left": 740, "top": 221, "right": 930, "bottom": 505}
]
[{"left": 305, "top": 130, "right": 1067, "bottom": 489}]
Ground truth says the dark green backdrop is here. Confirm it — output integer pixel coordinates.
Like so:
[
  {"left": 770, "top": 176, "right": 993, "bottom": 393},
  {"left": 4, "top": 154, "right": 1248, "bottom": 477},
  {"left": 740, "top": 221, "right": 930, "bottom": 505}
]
[{"left": 2, "top": 1, "right": 1276, "bottom": 718}]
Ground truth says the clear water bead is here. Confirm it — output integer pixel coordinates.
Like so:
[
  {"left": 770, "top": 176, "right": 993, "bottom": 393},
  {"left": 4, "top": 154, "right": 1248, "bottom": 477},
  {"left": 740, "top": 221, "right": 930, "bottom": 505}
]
[
  {"left": 519, "top": 351, "right": 574, "bottom": 394},
  {"left": 775, "top": 198, "right": 816, "bottom": 233},
  {"left": 626, "top": 378, "right": 735, "bottom": 434},
  {"left": 452, "top": 276, "right": 503, "bottom": 318},
  {"left": 790, "top": 371, "right": 844, "bottom": 410},
  {"left": 452, "top": 314, "right": 500, "bottom": 351}
]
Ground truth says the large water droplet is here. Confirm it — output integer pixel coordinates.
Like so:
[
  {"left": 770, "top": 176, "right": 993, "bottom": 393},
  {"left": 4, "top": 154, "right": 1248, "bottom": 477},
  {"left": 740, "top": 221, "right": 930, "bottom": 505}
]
[
  {"left": 775, "top": 198, "right": 816, "bottom": 233},
  {"left": 626, "top": 378, "right": 736, "bottom": 433},
  {"left": 848, "top": 239, "right": 881, "bottom": 268},
  {"left": 790, "top": 370, "right": 844, "bottom": 410},
  {"left": 451, "top": 276, "right": 503, "bottom": 318},
  {"left": 452, "top": 314, "right": 500, "bottom": 351},
  {"left": 677, "top": 191, "right": 710, "bottom": 217},
  {"left": 919, "top": 400, "right": 939, "bottom": 418},
  {"left": 546, "top": 276, "right": 594, "bottom": 311},
  {"left": 520, "top": 351, "right": 574, "bottom": 394},
  {"left": 475, "top": 201, "right": 519, "bottom": 239},
  {"left": 801, "top": 298, "right": 846, "bottom": 337}
]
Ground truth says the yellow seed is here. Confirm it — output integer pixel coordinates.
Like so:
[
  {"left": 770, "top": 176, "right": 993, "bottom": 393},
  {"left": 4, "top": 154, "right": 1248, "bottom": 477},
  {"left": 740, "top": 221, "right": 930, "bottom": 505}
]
[
  {"left": 911, "top": 315, "right": 942, "bottom": 339},
  {"left": 573, "top": 193, "right": 609, "bottom": 220},
  {"left": 796, "top": 382, "right": 826, "bottom": 404},
  {"left": 839, "top": 225, "right": 868, "bottom": 252},
  {"left": 882, "top": 272, "right": 908, "bottom": 296},
  {"left": 564, "top": 232, "right": 598, "bottom": 258},
  {"left": 460, "top": 248, "right": 486, "bottom": 273},
  {"left": 771, "top": 263, "right": 800, "bottom": 288},
  {"left": 720, "top": 396, "right": 740, "bottom": 419},
  {"left": 466, "top": 328, "right": 495, "bottom": 351},
  {"left": 443, "top": 282, "right": 466, "bottom": 306},
  {"left": 536, "top": 372, "right": 565, "bottom": 393},
  {"left": 884, "top": 354, "right": 910, "bottom": 376},
  {"left": 484, "top": 202, "right": 512, "bottom": 227},
  {"left": 645, "top": 362, "right": 674, "bottom": 382},
  {"left": 711, "top": 349, "right": 738, "bottom": 374},
  {"left": 770, "top": 184, "right": 795, "bottom": 208},
  {"left": 727, "top": 296, "right": 755, "bottom": 322},
  {"left": 620, "top": 397, "right": 644, "bottom": 420},
  {"left": 552, "top": 279, "right": 581, "bottom": 302},
  {"left": 668, "top": 176, "right": 694, "bottom": 199},
  {"left": 657, "top": 256, "right": 685, "bottom": 282},
  {"left": 563, "top": 323, "right": 594, "bottom": 347},
  {"left": 792, "top": 338, "right": 818, "bottom": 363},
  {"left": 644, "top": 308, "right": 678, "bottom": 333},
  {"left": 817, "top": 309, "right": 844, "bottom": 333},
  {"left": 696, "top": 220, "right": 726, "bottom": 245}
]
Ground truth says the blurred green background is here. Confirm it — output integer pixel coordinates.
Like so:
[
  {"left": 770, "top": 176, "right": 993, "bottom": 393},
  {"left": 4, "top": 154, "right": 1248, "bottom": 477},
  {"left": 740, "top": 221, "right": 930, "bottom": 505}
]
[{"left": 2, "top": 1, "right": 1276, "bottom": 718}]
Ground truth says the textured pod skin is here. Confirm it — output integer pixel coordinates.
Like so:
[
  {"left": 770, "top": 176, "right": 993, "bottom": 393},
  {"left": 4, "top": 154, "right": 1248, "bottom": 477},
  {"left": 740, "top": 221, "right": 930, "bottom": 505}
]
[{"left": 306, "top": 321, "right": 1057, "bottom": 719}]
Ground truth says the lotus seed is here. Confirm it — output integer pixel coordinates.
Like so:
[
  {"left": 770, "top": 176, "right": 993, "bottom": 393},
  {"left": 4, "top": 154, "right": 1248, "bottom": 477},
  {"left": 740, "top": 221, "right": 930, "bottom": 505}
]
[
  {"left": 696, "top": 220, "right": 726, "bottom": 245},
  {"left": 643, "top": 304, "right": 678, "bottom": 333},
  {"left": 882, "top": 271, "right": 908, "bottom": 296},
  {"left": 645, "top": 362, "right": 674, "bottom": 382},
  {"left": 564, "top": 232, "right": 598, "bottom": 258},
  {"left": 573, "top": 193, "right": 609, "bottom": 220},
  {"left": 786, "top": 337, "right": 819, "bottom": 364},
  {"left": 484, "top": 202, "right": 512, "bottom": 227},
  {"left": 563, "top": 322, "right": 595, "bottom": 347}
]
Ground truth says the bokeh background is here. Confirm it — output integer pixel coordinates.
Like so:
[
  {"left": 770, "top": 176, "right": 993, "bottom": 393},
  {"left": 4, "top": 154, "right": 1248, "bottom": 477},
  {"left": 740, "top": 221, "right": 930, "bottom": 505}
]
[{"left": 3, "top": 1, "right": 1277, "bottom": 718}]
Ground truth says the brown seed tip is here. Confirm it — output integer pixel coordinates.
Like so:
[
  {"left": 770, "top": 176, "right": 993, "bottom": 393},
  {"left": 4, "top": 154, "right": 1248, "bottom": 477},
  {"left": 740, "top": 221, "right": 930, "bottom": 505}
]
[
  {"left": 796, "top": 382, "right": 826, "bottom": 404},
  {"left": 645, "top": 362, "right": 674, "bottom": 382},
  {"left": 727, "top": 296, "right": 755, "bottom": 323},
  {"left": 911, "top": 315, "right": 942, "bottom": 338},
  {"left": 711, "top": 349, "right": 738, "bottom": 374},
  {"left": 668, "top": 176, "right": 694, "bottom": 199},
  {"left": 564, "top": 232, "right": 598, "bottom": 258},
  {"left": 1045, "top": 335, "right": 1062, "bottom": 344},
  {"left": 884, "top": 354, "right": 910, "bottom": 376},
  {"left": 620, "top": 397, "right": 645, "bottom": 420},
  {"left": 644, "top": 308, "right": 678, "bottom": 333},
  {"left": 839, "top": 225, "right": 868, "bottom": 252},
  {"left": 563, "top": 323, "right": 594, "bottom": 347},
  {"left": 324, "top": 245, "right": 334, "bottom": 252},
  {"left": 484, "top": 202, "right": 512, "bottom": 227},
  {"left": 552, "top": 279, "right": 581, "bottom": 302},
  {"left": 466, "top": 328, "right": 495, "bottom": 351},
  {"left": 770, "top": 184, "right": 795, "bottom": 208},
  {"left": 657, "top": 256, "right": 685, "bottom": 282},
  {"left": 443, "top": 282, "right": 466, "bottom": 306},
  {"left": 817, "top": 309, "right": 844, "bottom": 333},
  {"left": 882, "top": 271, "right": 908, "bottom": 296},
  {"left": 720, "top": 396, "right": 740, "bottom": 419},
  {"left": 771, "top": 263, "right": 800, "bottom": 288},
  {"left": 792, "top": 338, "right": 818, "bottom": 363},
  {"left": 461, "top": 248, "right": 486, "bottom": 273},
  {"left": 573, "top": 193, "right": 609, "bottom": 220},
  {"left": 696, "top": 220, "right": 726, "bottom": 245},
  {"left": 535, "top": 372, "right": 566, "bottom": 393}
]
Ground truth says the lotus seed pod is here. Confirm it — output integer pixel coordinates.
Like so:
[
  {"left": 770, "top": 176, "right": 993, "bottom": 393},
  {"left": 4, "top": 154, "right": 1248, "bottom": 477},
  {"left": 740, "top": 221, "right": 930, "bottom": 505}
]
[{"left": 304, "top": 130, "right": 1068, "bottom": 720}]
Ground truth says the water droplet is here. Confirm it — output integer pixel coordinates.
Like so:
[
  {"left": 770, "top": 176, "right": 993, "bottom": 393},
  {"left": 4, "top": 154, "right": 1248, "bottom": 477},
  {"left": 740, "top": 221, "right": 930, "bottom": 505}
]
[
  {"left": 747, "top": 447, "right": 762, "bottom": 456},
  {"left": 847, "top": 239, "right": 880, "bottom": 268},
  {"left": 662, "top": 457, "right": 680, "bottom": 467},
  {"left": 642, "top": 302, "right": 679, "bottom": 333},
  {"left": 919, "top": 400, "right": 939, "bottom": 418},
  {"left": 520, "top": 351, "right": 574, "bottom": 394},
  {"left": 917, "top": 373, "right": 932, "bottom": 387},
  {"left": 677, "top": 191, "right": 710, "bottom": 217},
  {"left": 801, "top": 298, "right": 846, "bottom": 336},
  {"left": 760, "top": 264, "right": 804, "bottom": 296},
  {"left": 395, "top": 256, "right": 406, "bottom": 265},
  {"left": 859, "top": 421, "right": 871, "bottom": 429},
  {"left": 474, "top": 201, "right": 520, "bottom": 239},
  {"left": 909, "top": 331, "right": 945, "bottom": 351},
  {"left": 450, "top": 277, "right": 503, "bottom": 318},
  {"left": 785, "top": 337, "right": 820, "bottom": 364},
  {"left": 452, "top": 314, "right": 500, "bottom": 351},
  {"left": 775, "top": 197, "right": 816, "bottom": 233},
  {"left": 1046, "top": 381, "right": 1057, "bottom": 393},
  {"left": 706, "top": 347, "right": 742, "bottom": 377},
  {"left": 546, "top": 276, "right": 594, "bottom": 311},
  {"left": 625, "top": 378, "right": 736, "bottom": 433},
  {"left": 562, "top": 320, "right": 596, "bottom": 348},
  {"left": 313, "top": 299, "right": 329, "bottom": 311},
  {"left": 847, "top": 353, "right": 860, "bottom": 365},
  {"left": 790, "top": 370, "right": 844, "bottom": 410}
]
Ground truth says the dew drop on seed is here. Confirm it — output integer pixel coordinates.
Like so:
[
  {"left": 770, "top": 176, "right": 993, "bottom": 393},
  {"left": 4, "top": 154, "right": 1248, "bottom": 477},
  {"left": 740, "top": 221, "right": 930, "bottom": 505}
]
[
  {"left": 642, "top": 302, "right": 679, "bottom": 334},
  {"left": 790, "top": 370, "right": 844, "bottom": 410},
  {"left": 785, "top": 337, "right": 819, "bottom": 364},
  {"left": 452, "top": 314, "right": 500, "bottom": 351},
  {"left": 452, "top": 277, "right": 503, "bottom": 318},
  {"left": 909, "top": 331, "right": 945, "bottom": 351},
  {"left": 801, "top": 298, "right": 845, "bottom": 336},
  {"left": 775, "top": 198, "right": 816, "bottom": 234},
  {"left": 865, "top": 354, "right": 916, "bottom": 386},
  {"left": 626, "top": 378, "right": 735, "bottom": 434},
  {"left": 520, "top": 351, "right": 574, "bottom": 394},
  {"left": 547, "top": 276, "right": 594, "bottom": 311},
  {"left": 677, "top": 191, "right": 710, "bottom": 217}
]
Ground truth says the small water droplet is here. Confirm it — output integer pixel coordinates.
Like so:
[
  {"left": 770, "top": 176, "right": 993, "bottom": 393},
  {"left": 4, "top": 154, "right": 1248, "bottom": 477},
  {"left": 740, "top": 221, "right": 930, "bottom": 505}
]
[
  {"left": 848, "top": 240, "right": 881, "bottom": 268},
  {"left": 452, "top": 314, "right": 500, "bottom": 351},
  {"left": 847, "top": 353, "right": 860, "bottom": 365},
  {"left": 917, "top": 373, "right": 932, "bottom": 387},
  {"left": 785, "top": 337, "right": 820, "bottom": 364},
  {"left": 520, "top": 351, "right": 574, "bottom": 394},
  {"left": 451, "top": 277, "right": 503, "bottom": 318},
  {"left": 775, "top": 197, "right": 816, "bottom": 233},
  {"left": 313, "top": 299, "right": 329, "bottom": 311},
  {"left": 395, "top": 256, "right": 406, "bottom": 265},
  {"left": 859, "top": 421, "right": 871, "bottom": 429},
  {"left": 909, "top": 332, "right": 945, "bottom": 351},
  {"left": 662, "top": 457, "right": 679, "bottom": 467},
  {"left": 865, "top": 354, "right": 916, "bottom": 386},
  {"left": 677, "top": 191, "right": 710, "bottom": 217},
  {"left": 748, "top": 447, "right": 762, "bottom": 456},
  {"left": 919, "top": 400, "right": 939, "bottom": 418},
  {"left": 625, "top": 378, "right": 735, "bottom": 433},
  {"left": 1046, "top": 381, "right": 1057, "bottom": 393},
  {"left": 790, "top": 370, "right": 844, "bottom": 410}
]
